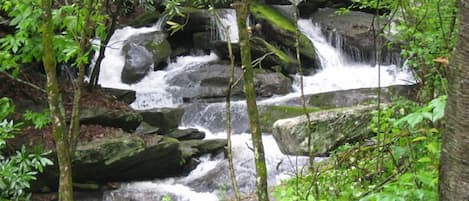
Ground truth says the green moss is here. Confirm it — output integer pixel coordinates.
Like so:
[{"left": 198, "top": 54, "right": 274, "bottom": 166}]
[
  {"left": 249, "top": 2, "right": 296, "bottom": 32},
  {"left": 252, "top": 37, "right": 296, "bottom": 64},
  {"left": 130, "top": 11, "right": 161, "bottom": 27},
  {"left": 249, "top": 2, "right": 317, "bottom": 61},
  {"left": 259, "top": 105, "right": 319, "bottom": 133}
]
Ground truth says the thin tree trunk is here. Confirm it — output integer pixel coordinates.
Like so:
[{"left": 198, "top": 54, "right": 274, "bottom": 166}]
[
  {"left": 41, "top": 0, "right": 74, "bottom": 200},
  {"left": 439, "top": 1, "right": 469, "bottom": 200},
  {"left": 234, "top": 1, "right": 269, "bottom": 200},
  {"left": 211, "top": 5, "right": 241, "bottom": 200},
  {"left": 69, "top": 0, "right": 95, "bottom": 154},
  {"left": 88, "top": 0, "right": 119, "bottom": 89}
]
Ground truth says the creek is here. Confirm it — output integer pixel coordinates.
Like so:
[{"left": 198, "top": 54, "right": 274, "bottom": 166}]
[{"left": 92, "top": 10, "right": 414, "bottom": 201}]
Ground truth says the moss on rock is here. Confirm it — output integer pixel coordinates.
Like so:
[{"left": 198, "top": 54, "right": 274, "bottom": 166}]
[{"left": 259, "top": 105, "right": 319, "bottom": 133}]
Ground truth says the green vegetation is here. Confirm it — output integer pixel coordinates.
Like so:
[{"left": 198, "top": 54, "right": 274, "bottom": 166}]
[
  {"left": 274, "top": 96, "right": 446, "bottom": 200},
  {"left": 271, "top": 0, "right": 461, "bottom": 199},
  {"left": 347, "top": 0, "right": 457, "bottom": 101},
  {"left": 249, "top": 2, "right": 317, "bottom": 61},
  {"left": 0, "top": 98, "right": 52, "bottom": 200}
]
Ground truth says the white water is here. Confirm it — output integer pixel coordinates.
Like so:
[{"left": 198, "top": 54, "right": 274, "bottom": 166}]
[{"left": 94, "top": 15, "right": 414, "bottom": 201}]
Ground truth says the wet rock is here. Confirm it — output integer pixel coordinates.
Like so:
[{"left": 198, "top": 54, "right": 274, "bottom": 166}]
[
  {"left": 211, "top": 37, "right": 298, "bottom": 74},
  {"left": 180, "top": 139, "right": 227, "bottom": 158},
  {"left": 101, "top": 88, "right": 137, "bottom": 104},
  {"left": 33, "top": 133, "right": 185, "bottom": 192},
  {"left": 249, "top": 2, "right": 320, "bottom": 73},
  {"left": 137, "top": 107, "right": 184, "bottom": 132},
  {"left": 121, "top": 31, "right": 172, "bottom": 84},
  {"left": 254, "top": 69, "right": 292, "bottom": 97},
  {"left": 311, "top": 8, "right": 400, "bottom": 65},
  {"left": 167, "top": 128, "right": 205, "bottom": 140},
  {"left": 168, "top": 63, "right": 293, "bottom": 101},
  {"left": 134, "top": 121, "right": 160, "bottom": 135},
  {"left": 80, "top": 108, "right": 143, "bottom": 132},
  {"left": 272, "top": 105, "right": 376, "bottom": 156},
  {"left": 121, "top": 43, "right": 154, "bottom": 84},
  {"left": 72, "top": 134, "right": 184, "bottom": 182},
  {"left": 308, "top": 84, "right": 418, "bottom": 109}
]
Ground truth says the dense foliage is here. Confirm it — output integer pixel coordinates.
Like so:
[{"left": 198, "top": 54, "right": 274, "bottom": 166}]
[
  {"left": 0, "top": 98, "right": 52, "bottom": 200},
  {"left": 352, "top": 0, "right": 457, "bottom": 100},
  {"left": 274, "top": 96, "right": 446, "bottom": 201}
]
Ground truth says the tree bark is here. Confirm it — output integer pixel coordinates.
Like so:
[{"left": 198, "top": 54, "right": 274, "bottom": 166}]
[
  {"left": 41, "top": 0, "right": 74, "bottom": 200},
  {"left": 234, "top": 1, "right": 269, "bottom": 200},
  {"left": 439, "top": 1, "right": 469, "bottom": 200}
]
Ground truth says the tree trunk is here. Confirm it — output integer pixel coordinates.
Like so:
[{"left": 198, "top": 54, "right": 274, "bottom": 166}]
[
  {"left": 88, "top": 0, "right": 119, "bottom": 89},
  {"left": 439, "top": 1, "right": 469, "bottom": 200},
  {"left": 69, "top": 0, "right": 95, "bottom": 154},
  {"left": 234, "top": 1, "right": 269, "bottom": 200},
  {"left": 41, "top": 0, "right": 74, "bottom": 200}
]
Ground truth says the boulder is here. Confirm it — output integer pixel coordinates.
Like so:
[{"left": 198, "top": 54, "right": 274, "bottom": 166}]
[
  {"left": 298, "top": 0, "right": 351, "bottom": 18},
  {"left": 80, "top": 108, "right": 142, "bottom": 132},
  {"left": 167, "top": 128, "right": 205, "bottom": 140},
  {"left": 121, "top": 43, "right": 154, "bottom": 84},
  {"left": 211, "top": 37, "right": 298, "bottom": 74},
  {"left": 138, "top": 107, "right": 185, "bottom": 132},
  {"left": 259, "top": 105, "right": 319, "bottom": 133},
  {"left": 134, "top": 121, "right": 160, "bottom": 135},
  {"left": 308, "top": 84, "right": 418, "bottom": 109},
  {"left": 272, "top": 105, "right": 376, "bottom": 156},
  {"left": 121, "top": 31, "right": 172, "bottom": 84},
  {"left": 311, "top": 8, "right": 400, "bottom": 65},
  {"left": 254, "top": 69, "right": 293, "bottom": 96},
  {"left": 249, "top": 2, "right": 320, "bottom": 73},
  {"left": 168, "top": 63, "right": 293, "bottom": 101},
  {"left": 33, "top": 133, "right": 185, "bottom": 191},
  {"left": 180, "top": 139, "right": 227, "bottom": 158},
  {"left": 72, "top": 134, "right": 183, "bottom": 182},
  {"left": 101, "top": 88, "right": 137, "bottom": 104}
]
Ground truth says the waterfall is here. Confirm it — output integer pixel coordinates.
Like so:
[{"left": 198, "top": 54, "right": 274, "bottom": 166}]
[
  {"left": 91, "top": 14, "right": 414, "bottom": 201},
  {"left": 214, "top": 9, "right": 239, "bottom": 43}
]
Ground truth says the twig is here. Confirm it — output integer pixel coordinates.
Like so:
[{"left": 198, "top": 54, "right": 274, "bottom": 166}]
[{"left": 1, "top": 71, "right": 46, "bottom": 93}]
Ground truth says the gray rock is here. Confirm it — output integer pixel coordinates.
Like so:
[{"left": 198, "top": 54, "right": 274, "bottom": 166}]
[
  {"left": 311, "top": 8, "right": 400, "bottom": 65},
  {"left": 101, "top": 88, "right": 136, "bottom": 104},
  {"left": 138, "top": 107, "right": 184, "bottom": 132},
  {"left": 167, "top": 128, "right": 205, "bottom": 140},
  {"left": 121, "top": 31, "right": 172, "bottom": 84},
  {"left": 211, "top": 37, "right": 298, "bottom": 74},
  {"left": 134, "top": 121, "right": 160, "bottom": 135},
  {"left": 121, "top": 43, "right": 154, "bottom": 84},
  {"left": 308, "top": 84, "right": 418, "bottom": 109},
  {"left": 80, "top": 108, "right": 143, "bottom": 132},
  {"left": 180, "top": 139, "right": 227, "bottom": 158},
  {"left": 272, "top": 105, "right": 376, "bottom": 156},
  {"left": 72, "top": 134, "right": 184, "bottom": 182},
  {"left": 168, "top": 63, "right": 293, "bottom": 101}
]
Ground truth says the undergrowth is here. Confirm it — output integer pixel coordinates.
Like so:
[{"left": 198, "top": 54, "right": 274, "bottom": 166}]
[{"left": 273, "top": 96, "right": 446, "bottom": 201}]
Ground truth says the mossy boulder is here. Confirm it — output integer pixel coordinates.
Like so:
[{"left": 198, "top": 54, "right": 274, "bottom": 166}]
[
  {"left": 211, "top": 37, "right": 298, "bottom": 74},
  {"left": 311, "top": 8, "right": 400, "bottom": 65},
  {"left": 249, "top": 2, "right": 320, "bottom": 73},
  {"left": 80, "top": 108, "right": 143, "bottom": 132},
  {"left": 121, "top": 31, "right": 172, "bottom": 84},
  {"left": 308, "top": 84, "right": 418, "bottom": 109},
  {"left": 72, "top": 134, "right": 184, "bottom": 182},
  {"left": 137, "top": 107, "right": 185, "bottom": 132},
  {"left": 272, "top": 105, "right": 376, "bottom": 156},
  {"left": 259, "top": 105, "right": 319, "bottom": 133}
]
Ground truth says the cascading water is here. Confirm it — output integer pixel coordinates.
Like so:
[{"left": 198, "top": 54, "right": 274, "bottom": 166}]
[{"left": 92, "top": 12, "right": 414, "bottom": 201}]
